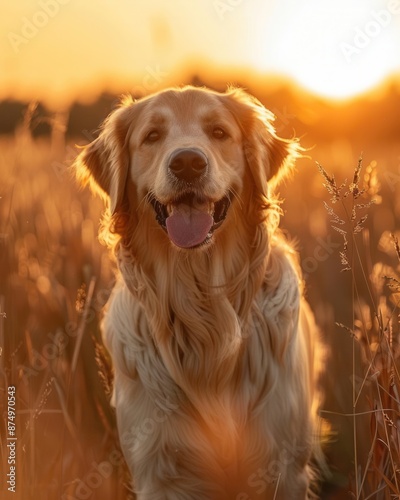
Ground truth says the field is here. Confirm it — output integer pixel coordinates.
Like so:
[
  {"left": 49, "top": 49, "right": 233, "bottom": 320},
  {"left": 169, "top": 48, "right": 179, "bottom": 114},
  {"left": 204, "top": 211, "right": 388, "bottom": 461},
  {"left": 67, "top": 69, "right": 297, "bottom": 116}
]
[{"left": 1, "top": 94, "right": 400, "bottom": 499}]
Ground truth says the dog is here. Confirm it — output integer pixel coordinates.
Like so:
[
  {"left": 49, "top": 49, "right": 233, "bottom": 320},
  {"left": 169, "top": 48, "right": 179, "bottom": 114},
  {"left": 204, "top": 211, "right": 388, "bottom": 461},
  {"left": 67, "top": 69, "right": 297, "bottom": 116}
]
[{"left": 74, "top": 86, "right": 322, "bottom": 499}]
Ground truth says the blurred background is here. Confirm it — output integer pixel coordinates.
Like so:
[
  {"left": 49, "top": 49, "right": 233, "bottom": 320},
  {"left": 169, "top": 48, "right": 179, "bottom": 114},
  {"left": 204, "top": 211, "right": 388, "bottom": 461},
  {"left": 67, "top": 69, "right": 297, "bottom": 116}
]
[{"left": 1, "top": 1, "right": 400, "bottom": 498}]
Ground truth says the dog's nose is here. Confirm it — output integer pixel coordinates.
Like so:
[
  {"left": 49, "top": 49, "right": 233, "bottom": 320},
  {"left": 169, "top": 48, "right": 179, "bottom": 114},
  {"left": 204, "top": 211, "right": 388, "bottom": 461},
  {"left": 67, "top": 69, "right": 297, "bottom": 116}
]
[{"left": 168, "top": 148, "right": 208, "bottom": 182}]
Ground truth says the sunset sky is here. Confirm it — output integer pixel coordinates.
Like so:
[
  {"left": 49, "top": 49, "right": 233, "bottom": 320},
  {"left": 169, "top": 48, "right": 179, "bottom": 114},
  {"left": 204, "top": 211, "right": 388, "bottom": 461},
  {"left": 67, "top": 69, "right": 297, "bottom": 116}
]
[{"left": 1, "top": 0, "right": 400, "bottom": 107}]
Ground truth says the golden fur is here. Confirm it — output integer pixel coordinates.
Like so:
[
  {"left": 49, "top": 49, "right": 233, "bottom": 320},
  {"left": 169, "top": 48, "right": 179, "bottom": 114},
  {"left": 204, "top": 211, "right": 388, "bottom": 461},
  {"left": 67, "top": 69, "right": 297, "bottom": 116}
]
[{"left": 74, "top": 86, "right": 321, "bottom": 499}]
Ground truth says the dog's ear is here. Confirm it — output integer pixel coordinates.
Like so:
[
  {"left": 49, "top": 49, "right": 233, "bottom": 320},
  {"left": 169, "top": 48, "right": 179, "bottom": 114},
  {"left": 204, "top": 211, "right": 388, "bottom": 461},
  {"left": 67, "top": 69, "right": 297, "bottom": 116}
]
[
  {"left": 222, "top": 88, "right": 300, "bottom": 198},
  {"left": 74, "top": 98, "right": 137, "bottom": 214}
]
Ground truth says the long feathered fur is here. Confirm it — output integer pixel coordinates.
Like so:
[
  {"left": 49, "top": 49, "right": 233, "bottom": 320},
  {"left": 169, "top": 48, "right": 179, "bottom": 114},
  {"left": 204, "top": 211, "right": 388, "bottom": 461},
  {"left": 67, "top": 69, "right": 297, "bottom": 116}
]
[{"left": 74, "top": 86, "right": 322, "bottom": 499}]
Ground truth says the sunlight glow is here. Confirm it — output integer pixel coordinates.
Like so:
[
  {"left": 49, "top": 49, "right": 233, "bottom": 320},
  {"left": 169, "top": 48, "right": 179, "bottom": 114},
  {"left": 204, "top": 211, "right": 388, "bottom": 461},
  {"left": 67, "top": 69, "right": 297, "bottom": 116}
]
[
  {"left": 1, "top": 0, "right": 400, "bottom": 104},
  {"left": 249, "top": 0, "right": 400, "bottom": 99}
]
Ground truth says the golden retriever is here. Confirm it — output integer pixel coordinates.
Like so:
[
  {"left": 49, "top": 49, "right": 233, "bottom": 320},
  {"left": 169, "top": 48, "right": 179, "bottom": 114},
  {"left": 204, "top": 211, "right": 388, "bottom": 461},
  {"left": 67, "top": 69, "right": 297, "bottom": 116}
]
[{"left": 74, "top": 86, "right": 321, "bottom": 499}]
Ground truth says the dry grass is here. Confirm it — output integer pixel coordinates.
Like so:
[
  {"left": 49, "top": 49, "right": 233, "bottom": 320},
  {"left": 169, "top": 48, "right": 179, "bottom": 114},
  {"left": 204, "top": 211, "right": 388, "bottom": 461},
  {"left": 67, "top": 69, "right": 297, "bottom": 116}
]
[
  {"left": 318, "top": 157, "right": 400, "bottom": 499},
  {"left": 0, "top": 129, "right": 133, "bottom": 499}
]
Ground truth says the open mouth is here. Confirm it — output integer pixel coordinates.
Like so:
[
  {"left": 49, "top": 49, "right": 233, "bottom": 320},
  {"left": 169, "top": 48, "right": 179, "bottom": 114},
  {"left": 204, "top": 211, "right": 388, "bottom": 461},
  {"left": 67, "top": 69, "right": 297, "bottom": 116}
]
[{"left": 149, "top": 192, "right": 231, "bottom": 249}]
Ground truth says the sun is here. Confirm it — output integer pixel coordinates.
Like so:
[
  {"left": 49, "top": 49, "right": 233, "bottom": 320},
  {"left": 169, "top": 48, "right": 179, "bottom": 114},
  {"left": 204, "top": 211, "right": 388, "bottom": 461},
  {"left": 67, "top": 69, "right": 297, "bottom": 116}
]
[{"left": 249, "top": 0, "right": 400, "bottom": 100}]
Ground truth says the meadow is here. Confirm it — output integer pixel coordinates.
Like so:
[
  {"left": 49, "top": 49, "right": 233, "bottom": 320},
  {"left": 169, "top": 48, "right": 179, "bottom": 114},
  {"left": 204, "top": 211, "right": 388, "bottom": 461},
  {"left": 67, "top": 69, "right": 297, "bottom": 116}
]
[{"left": 1, "top": 87, "right": 400, "bottom": 499}]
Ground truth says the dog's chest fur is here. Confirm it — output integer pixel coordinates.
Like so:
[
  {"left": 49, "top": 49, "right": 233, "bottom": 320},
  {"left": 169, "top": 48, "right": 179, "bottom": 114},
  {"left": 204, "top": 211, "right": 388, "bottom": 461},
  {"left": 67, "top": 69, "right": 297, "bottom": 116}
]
[{"left": 105, "top": 238, "right": 310, "bottom": 496}]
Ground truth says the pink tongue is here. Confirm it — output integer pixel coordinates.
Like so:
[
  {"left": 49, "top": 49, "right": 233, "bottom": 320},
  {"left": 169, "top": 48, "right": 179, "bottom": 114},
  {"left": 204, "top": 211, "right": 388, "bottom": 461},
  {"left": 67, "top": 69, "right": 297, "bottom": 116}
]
[{"left": 166, "top": 210, "right": 213, "bottom": 248}]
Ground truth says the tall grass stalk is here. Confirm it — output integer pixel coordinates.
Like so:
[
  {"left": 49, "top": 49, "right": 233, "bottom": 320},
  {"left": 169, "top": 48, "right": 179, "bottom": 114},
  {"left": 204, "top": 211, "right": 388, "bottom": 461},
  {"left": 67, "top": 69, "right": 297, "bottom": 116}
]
[
  {"left": 0, "top": 118, "right": 131, "bottom": 499},
  {"left": 319, "top": 157, "right": 400, "bottom": 498}
]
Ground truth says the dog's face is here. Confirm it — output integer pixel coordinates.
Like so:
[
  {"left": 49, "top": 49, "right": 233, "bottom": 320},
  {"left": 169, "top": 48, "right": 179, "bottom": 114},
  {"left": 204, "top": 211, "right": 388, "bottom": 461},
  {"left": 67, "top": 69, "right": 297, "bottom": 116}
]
[
  {"left": 129, "top": 90, "right": 246, "bottom": 249},
  {"left": 75, "top": 86, "right": 298, "bottom": 249}
]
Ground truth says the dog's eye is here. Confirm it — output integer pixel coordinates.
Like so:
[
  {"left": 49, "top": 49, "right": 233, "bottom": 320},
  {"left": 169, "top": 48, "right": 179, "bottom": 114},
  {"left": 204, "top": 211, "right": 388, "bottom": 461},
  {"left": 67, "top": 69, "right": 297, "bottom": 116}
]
[
  {"left": 212, "top": 127, "right": 228, "bottom": 140},
  {"left": 144, "top": 130, "right": 160, "bottom": 143}
]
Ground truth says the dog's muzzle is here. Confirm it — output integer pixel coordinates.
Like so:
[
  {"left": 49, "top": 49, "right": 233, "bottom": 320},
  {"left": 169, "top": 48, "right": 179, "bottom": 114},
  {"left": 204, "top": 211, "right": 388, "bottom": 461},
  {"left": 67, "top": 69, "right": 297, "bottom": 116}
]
[
  {"left": 149, "top": 148, "right": 231, "bottom": 249},
  {"left": 168, "top": 148, "right": 208, "bottom": 183}
]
